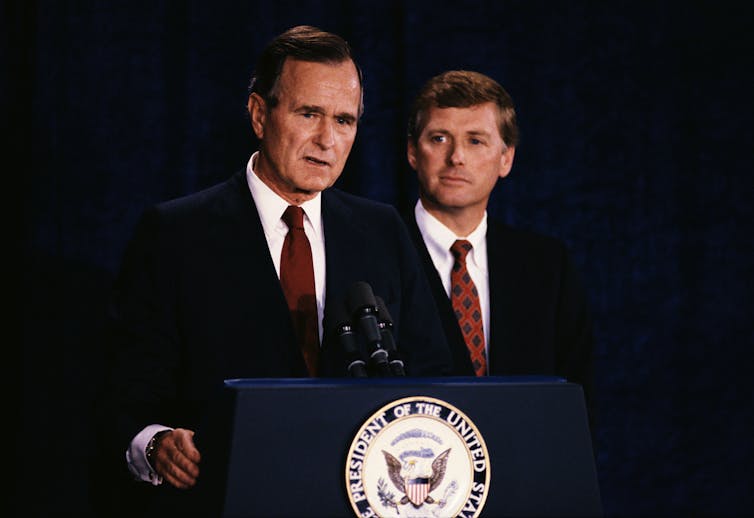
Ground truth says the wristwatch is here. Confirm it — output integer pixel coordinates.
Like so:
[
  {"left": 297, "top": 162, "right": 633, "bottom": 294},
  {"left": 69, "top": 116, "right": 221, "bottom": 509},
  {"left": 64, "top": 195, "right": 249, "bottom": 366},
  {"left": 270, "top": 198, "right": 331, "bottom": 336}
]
[{"left": 145, "top": 430, "right": 170, "bottom": 468}]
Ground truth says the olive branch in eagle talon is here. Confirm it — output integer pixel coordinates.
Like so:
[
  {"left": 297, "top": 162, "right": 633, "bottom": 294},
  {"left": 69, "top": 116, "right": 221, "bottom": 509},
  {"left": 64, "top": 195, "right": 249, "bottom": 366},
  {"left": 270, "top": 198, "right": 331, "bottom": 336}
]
[
  {"left": 382, "top": 448, "right": 451, "bottom": 507},
  {"left": 377, "top": 478, "right": 400, "bottom": 514}
]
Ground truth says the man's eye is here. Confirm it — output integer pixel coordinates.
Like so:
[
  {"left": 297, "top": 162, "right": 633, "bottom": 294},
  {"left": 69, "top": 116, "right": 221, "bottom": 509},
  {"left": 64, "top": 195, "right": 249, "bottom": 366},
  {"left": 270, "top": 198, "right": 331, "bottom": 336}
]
[
  {"left": 430, "top": 135, "right": 446, "bottom": 143},
  {"left": 470, "top": 138, "right": 482, "bottom": 145},
  {"left": 336, "top": 117, "right": 350, "bottom": 125},
  {"left": 302, "top": 112, "right": 315, "bottom": 119}
]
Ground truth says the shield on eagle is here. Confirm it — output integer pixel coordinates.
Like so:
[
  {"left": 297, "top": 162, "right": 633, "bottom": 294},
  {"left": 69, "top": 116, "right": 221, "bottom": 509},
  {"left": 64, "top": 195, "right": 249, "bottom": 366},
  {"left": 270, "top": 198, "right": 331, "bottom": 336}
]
[
  {"left": 382, "top": 448, "right": 451, "bottom": 508},
  {"left": 405, "top": 477, "right": 430, "bottom": 506}
]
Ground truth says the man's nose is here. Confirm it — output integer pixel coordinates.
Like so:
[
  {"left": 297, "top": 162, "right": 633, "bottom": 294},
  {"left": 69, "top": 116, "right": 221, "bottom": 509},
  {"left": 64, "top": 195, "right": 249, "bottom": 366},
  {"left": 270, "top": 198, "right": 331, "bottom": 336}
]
[
  {"left": 314, "top": 119, "right": 336, "bottom": 149},
  {"left": 448, "top": 142, "right": 465, "bottom": 165}
]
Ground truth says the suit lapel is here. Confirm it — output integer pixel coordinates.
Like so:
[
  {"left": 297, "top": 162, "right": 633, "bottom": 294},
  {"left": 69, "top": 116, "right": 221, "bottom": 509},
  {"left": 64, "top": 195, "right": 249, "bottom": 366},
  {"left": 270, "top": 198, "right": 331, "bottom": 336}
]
[
  {"left": 219, "top": 171, "right": 305, "bottom": 375},
  {"left": 321, "top": 191, "right": 357, "bottom": 298},
  {"left": 319, "top": 191, "right": 369, "bottom": 374},
  {"left": 404, "top": 210, "right": 475, "bottom": 375},
  {"left": 486, "top": 220, "right": 523, "bottom": 374}
]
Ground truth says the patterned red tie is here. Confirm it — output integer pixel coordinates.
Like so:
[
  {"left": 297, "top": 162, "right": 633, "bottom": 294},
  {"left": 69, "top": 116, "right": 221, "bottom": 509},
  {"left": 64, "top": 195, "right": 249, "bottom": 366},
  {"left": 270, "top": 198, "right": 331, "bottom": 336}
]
[
  {"left": 280, "top": 205, "right": 319, "bottom": 376},
  {"left": 450, "top": 240, "right": 487, "bottom": 376}
]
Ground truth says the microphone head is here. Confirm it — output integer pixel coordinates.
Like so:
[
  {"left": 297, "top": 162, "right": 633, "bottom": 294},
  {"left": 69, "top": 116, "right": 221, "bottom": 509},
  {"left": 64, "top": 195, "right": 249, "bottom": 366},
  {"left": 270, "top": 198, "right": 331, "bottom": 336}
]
[
  {"left": 374, "top": 296, "right": 393, "bottom": 325},
  {"left": 346, "top": 281, "right": 378, "bottom": 315},
  {"left": 324, "top": 298, "right": 351, "bottom": 332}
]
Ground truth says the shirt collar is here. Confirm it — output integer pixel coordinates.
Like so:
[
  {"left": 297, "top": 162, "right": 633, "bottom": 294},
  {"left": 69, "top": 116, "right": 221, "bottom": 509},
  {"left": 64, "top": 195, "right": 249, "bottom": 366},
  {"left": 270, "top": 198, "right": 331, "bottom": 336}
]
[
  {"left": 415, "top": 199, "right": 488, "bottom": 267},
  {"left": 246, "top": 151, "right": 323, "bottom": 234}
]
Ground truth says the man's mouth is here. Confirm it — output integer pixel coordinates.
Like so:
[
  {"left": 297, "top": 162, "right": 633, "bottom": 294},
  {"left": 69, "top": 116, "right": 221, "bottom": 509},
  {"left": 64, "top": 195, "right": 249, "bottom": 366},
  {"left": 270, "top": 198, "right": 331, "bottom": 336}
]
[
  {"left": 440, "top": 175, "right": 468, "bottom": 183},
  {"left": 305, "top": 156, "right": 330, "bottom": 167}
]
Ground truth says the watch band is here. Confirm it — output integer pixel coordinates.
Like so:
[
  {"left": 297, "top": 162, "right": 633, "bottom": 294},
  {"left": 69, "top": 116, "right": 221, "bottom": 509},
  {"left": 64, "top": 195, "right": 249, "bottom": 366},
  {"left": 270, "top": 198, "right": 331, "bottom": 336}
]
[{"left": 145, "top": 430, "right": 169, "bottom": 468}]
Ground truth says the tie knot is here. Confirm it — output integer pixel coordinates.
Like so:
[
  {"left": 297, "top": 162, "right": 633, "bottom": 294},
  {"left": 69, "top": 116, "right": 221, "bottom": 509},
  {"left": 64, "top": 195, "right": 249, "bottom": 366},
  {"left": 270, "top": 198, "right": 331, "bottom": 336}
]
[
  {"left": 282, "top": 205, "right": 305, "bottom": 230},
  {"left": 450, "top": 239, "right": 473, "bottom": 262}
]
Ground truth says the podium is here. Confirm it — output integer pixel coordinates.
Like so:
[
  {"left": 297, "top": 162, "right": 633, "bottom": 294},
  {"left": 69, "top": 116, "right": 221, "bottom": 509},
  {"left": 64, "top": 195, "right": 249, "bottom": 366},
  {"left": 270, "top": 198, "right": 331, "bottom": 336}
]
[{"left": 203, "top": 376, "right": 601, "bottom": 517}]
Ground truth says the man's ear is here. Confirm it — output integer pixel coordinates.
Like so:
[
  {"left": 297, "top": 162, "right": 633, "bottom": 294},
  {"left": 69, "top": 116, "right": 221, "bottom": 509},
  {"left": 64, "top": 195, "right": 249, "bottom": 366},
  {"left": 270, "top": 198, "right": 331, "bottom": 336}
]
[
  {"left": 248, "top": 93, "right": 266, "bottom": 139},
  {"left": 407, "top": 139, "right": 417, "bottom": 170},
  {"left": 499, "top": 146, "right": 516, "bottom": 179}
]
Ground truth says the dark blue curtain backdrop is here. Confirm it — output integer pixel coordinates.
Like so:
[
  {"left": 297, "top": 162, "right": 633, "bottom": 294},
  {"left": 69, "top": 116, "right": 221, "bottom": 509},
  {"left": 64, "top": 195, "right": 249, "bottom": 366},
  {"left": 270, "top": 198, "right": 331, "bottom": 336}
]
[{"left": 13, "top": 0, "right": 753, "bottom": 516}]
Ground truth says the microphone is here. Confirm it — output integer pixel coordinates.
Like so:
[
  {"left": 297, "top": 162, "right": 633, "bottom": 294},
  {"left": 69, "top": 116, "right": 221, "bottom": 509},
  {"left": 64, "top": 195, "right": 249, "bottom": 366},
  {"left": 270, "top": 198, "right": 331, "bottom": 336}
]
[
  {"left": 329, "top": 298, "right": 368, "bottom": 378},
  {"left": 375, "top": 296, "right": 406, "bottom": 376},
  {"left": 346, "top": 281, "right": 391, "bottom": 377}
]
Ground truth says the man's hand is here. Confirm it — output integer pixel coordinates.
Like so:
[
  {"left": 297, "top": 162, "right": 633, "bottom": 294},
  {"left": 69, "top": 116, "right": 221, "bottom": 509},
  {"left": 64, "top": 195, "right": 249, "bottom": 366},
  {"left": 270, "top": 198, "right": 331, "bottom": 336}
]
[{"left": 152, "top": 428, "right": 201, "bottom": 489}]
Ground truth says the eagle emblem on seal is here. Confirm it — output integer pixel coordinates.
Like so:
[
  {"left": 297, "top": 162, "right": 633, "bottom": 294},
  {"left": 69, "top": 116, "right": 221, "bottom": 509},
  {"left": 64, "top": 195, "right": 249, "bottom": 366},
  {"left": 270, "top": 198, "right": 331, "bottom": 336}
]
[{"left": 382, "top": 448, "right": 451, "bottom": 507}]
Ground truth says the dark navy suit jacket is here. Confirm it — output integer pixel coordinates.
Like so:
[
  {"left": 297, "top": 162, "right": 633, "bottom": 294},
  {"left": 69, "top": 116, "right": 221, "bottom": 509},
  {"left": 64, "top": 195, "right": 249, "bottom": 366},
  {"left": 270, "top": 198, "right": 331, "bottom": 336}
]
[
  {"left": 404, "top": 210, "right": 594, "bottom": 412},
  {"left": 104, "top": 171, "right": 452, "bottom": 473}
]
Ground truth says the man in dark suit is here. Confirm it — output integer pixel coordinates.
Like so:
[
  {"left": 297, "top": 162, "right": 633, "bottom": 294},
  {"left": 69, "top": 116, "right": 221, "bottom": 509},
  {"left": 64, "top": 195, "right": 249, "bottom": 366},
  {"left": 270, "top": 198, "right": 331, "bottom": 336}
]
[
  {"left": 99, "top": 26, "right": 450, "bottom": 513},
  {"left": 403, "top": 70, "right": 594, "bottom": 412}
]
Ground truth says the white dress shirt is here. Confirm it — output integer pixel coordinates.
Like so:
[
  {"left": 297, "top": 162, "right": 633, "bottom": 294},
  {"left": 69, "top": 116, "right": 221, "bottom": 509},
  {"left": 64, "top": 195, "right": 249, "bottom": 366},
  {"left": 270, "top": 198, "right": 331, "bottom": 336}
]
[
  {"left": 127, "top": 152, "right": 328, "bottom": 484},
  {"left": 414, "top": 200, "right": 490, "bottom": 370},
  {"left": 245, "top": 152, "right": 327, "bottom": 341}
]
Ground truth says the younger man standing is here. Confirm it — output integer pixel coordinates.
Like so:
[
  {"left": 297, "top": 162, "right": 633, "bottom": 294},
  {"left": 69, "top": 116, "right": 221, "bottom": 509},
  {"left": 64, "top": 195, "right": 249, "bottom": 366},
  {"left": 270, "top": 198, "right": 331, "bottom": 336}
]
[{"left": 404, "top": 70, "right": 594, "bottom": 412}]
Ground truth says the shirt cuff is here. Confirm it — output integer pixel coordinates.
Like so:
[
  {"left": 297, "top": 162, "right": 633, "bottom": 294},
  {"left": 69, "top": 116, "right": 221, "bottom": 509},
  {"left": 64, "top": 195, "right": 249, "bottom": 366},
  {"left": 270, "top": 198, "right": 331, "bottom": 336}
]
[{"left": 126, "top": 424, "right": 172, "bottom": 485}]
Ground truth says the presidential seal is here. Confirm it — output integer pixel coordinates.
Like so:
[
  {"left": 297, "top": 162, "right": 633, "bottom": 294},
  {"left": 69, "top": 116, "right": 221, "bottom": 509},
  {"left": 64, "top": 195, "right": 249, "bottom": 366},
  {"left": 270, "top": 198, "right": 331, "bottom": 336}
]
[{"left": 345, "top": 396, "right": 490, "bottom": 518}]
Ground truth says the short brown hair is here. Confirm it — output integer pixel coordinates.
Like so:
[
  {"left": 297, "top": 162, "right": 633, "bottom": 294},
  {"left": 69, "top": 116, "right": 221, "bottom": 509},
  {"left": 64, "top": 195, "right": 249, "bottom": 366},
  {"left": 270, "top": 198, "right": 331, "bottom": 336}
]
[
  {"left": 407, "top": 70, "right": 518, "bottom": 147},
  {"left": 249, "top": 25, "right": 364, "bottom": 116}
]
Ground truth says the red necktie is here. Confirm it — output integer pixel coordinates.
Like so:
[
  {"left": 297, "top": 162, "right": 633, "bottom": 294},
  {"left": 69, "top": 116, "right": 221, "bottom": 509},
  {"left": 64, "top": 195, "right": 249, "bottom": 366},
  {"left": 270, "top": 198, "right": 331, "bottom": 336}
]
[
  {"left": 280, "top": 206, "right": 319, "bottom": 376},
  {"left": 450, "top": 240, "right": 487, "bottom": 376}
]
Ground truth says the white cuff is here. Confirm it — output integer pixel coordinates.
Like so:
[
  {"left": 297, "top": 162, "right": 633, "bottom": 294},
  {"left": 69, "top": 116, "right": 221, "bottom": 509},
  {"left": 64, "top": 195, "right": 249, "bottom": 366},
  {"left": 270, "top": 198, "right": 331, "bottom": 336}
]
[{"left": 126, "top": 424, "right": 172, "bottom": 486}]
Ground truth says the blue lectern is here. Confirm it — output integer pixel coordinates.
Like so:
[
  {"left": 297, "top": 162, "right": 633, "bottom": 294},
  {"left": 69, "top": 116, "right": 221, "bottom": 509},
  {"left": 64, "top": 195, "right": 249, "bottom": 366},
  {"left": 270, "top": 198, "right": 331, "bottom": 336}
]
[{"left": 202, "top": 376, "right": 601, "bottom": 518}]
